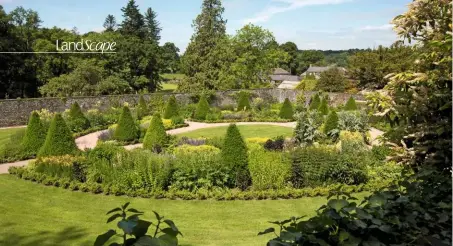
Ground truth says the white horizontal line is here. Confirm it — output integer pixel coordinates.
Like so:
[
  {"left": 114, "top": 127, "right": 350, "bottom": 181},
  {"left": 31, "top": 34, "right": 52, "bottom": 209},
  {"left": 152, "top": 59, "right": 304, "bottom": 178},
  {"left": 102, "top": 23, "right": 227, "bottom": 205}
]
[{"left": 0, "top": 52, "right": 117, "bottom": 54}]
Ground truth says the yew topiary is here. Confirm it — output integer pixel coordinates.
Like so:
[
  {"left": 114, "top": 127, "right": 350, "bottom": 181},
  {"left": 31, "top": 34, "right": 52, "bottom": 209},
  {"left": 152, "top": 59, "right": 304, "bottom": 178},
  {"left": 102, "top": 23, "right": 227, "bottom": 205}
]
[
  {"left": 143, "top": 113, "right": 168, "bottom": 151},
  {"left": 114, "top": 106, "right": 138, "bottom": 141},
  {"left": 309, "top": 93, "right": 321, "bottom": 110},
  {"left": 221, "top": 124, "right": 250, "bottom": 190},
  {"left": 237, "top": 91, "right": 251, "bottom": 111},
  {"left": 279, "top": 98, "right": 294, "bottom": 120},
  {"left": 136, "top": 95, "right": 149, "bottom": 120},
  {"left": 194, "top": 95, "right": 210, "bottom": 120},
  {"left": 67, "top": 102, "right": 90, "bottom": 132},
  {"left": 38, "top": 113, "right": 79, "bottom": 157},
  {"left": 323, "top": 110, "right": 339, "bottom": 134},
  {"left": 344, "top": 96, "right": 358, "bottom": 111},
  {"left": 163, "top": 95, "right": 179, "bottom": 119},
  {"left": 21, "top": 111, "right": 46, "bottom": 155},
  {"left": 317, "top": 98, "right": 329, "bottom": 116}
]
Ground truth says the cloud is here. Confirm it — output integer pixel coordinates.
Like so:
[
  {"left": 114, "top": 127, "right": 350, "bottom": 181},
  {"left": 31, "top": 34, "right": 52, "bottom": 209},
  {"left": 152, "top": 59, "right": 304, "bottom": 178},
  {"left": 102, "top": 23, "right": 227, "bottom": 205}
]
[{"left": 243, "top": 0, "right": 353, "bottom": 24}]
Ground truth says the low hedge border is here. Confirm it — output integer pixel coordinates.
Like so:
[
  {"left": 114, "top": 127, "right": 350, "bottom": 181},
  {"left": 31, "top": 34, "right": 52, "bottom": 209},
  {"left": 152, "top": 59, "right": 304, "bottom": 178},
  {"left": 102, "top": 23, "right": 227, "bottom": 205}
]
[
  {"left": 188, "top": 119, "right": 294, "bottom": 123},
  {"left": 8, "top": 166, "right": 394, "bottom": 200}
]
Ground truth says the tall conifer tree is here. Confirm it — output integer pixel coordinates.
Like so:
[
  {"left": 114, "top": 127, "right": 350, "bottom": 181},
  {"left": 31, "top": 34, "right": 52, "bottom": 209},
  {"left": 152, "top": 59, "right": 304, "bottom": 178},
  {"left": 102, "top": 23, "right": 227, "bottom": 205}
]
[
  {"left": 120, "top": 0, "right": 145, "bottom": 38},
  {"left": 144, "top": 7, "right": 161, "bottom": 43}
]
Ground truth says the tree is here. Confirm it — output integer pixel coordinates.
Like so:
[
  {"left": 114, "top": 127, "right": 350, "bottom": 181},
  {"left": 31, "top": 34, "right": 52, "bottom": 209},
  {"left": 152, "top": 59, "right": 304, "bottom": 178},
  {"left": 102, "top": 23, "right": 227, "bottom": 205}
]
[
  {"left": 143, "top": 113, "right": 168, "bottom": 151},
  {"left": 114, "top": 106, "right": 138, "bottom": 142},
  {"left": 103, "top": 14, "right": 117, "bottom": 32},
  {"left": 163, "top": 95, "right": 179, "bottom": 119},
  {"left": 194, "top": 95, "right": 210, "bottom": 120},
  {"left": 279, "top": 98, "right": 294, "bottom": 120},
  {"left": 317, "top": 98, "right": 329, "bottom": 116},
  {"left": 279, "top": 42, "right": 299, "bottom": 75},
  {"left": 344, "top": 96, "right": 358, "bottom": 111},
  {"left": 120, "top": 0, "right": 145, "bottom": 38},
  {"left": 38, "top": 113, "right": 78, "bottom": 157},
  {"left": 316, "top": 67, "right": 347, "bottom": 92},
  {"left": 136, "top": 95, "right": 148, "bottom": 120},
  {"left": 296, "top": 50, "right": 325, "bottom": 75},
  {"left": 67, "top": 102, "right": 90, "bottom": 132},
  {"left": 179, "top": 0, "right": 228, "bottom": 92},
  {"left": 323, "top": 111, "right": 339, "bottom": 134},
  {"left": 309, "top": 93, "right": 321, "bottom": 110},
  {"left": 144, "top": 7, "right": 161, "bottom": 43},
  {"left": 227, "top": 24, "right": 289, "bottom": 88},
  {"left": 237, "top": 91, "right": 251, "bottom": 111},
  {"left": 221, "top": 124, "right": 250, "bottom": 190},
  {"left": 160, "top": 42, "right": 180, "bottom": 73},
  {"left": 21, "top": 112, "right": 46, "bottom": 155}
]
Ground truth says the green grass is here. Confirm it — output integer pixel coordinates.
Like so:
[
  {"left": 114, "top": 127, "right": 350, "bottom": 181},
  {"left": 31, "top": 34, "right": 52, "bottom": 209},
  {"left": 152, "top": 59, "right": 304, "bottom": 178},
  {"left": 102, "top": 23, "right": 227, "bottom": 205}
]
[
  {"left": 176, "top": 125, "right": 293, "bottom": 139},
  {"left": 161, "top": 73, "right": 185, "bottom": 80},
  {"left": 0, "top": 127, "right": 25, "bottom": 149},
  {"left": 0, "top": 174, "right": 366, "bottom": 246}
]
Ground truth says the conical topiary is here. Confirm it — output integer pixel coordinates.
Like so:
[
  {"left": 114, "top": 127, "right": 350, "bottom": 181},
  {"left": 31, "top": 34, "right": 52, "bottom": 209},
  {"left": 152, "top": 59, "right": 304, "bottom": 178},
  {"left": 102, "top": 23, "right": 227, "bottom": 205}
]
[
  {"left": 309, "top": 93, "right": 321, "bottom": 110},
  {"left": 38, "top": 113, "right": 79, "bottom": 157},
  {"left": 21, "top": 111, "right": 46, "bottom": 155},
  {"left": 279, "top": 98, "right": 294, "bottom": 120},
  {"left": 136, "top": 95, "right": 149, "bottom": 120},
  {"left": 163, "top": 95, "right": 179, "bottom": 119},
  {"left": 324, "top": 110, "right": 339, "bottom": 134},
  {"left": 67, "top": 102, "right": 90, "bottom": 132},
  {"left": 194, "top": 95, "right": 210, "bottom": 120},
  {"left": 317, "top": 98, "right": 329, "bottom": 116},
  {"left": 143, "top": 113, "right": 168, "bottom": 151},
  {"left": 344, "top": 96, "right": 358, "bottom": 111},
  {"left": 114, "top": 106, "right": 138, "bottom": 141},
  {"left": 237, "top": 91, "right": 251, "bottom": 111},
  {"left": 221, "top": 124, "right": 250, "bottom": 190}
]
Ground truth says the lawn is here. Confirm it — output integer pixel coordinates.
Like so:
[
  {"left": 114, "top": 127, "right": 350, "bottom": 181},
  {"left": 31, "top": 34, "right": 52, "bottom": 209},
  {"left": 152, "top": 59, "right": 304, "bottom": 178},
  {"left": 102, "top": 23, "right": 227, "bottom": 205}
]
[
  {"left": 161, "top": 82, "right": 178, "bottom": 91},
  {"left": 176, "top": 125, "right": 294, "bottom": 139},
  {"left": 0, "top": 127, "right": 25, "bottom": 148},
  {"left": 0, "top": 174, "right": 364, "bottom": 246}
]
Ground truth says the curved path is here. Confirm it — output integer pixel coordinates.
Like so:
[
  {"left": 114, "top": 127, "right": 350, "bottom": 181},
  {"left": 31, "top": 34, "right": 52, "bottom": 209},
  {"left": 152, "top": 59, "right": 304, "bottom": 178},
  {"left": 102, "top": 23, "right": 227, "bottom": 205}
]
[{"left": 0, "top": 121, "right": 383, "bottom": 174}]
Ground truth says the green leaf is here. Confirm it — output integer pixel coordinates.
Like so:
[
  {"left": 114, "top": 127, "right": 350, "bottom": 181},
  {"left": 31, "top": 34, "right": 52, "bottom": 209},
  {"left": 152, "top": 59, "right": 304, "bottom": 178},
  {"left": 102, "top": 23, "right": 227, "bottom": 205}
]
[
  {"left": 327, "top": 199, "right": 349, "bottom": 212},
  {"left": 118, "top": 219, "right": 138, "bottom": 235},
  {"left": 339, "top": 230, "right": 350, "bottom": 242},
  {"left": 258, "top": 228, "right": 275, "bottom": 236},
  {"left": 355, "top": 208, "right": 372, "bottom": 220},
  {"left": 94, "top": 230, "right": 116, "bottom": 246},
  {"left": 163, "top": 219, "right": 180, "bottom": 235},
  {"left": 153, "top": 211, "right": 162, "bottom": 221},
  {"left": 106, "top": 207, "right": 122, "bottom": 215},
  {"left": 107, "top": 213, "right": 122, "bottom": 223},
  {"left": 122, "top": 202, "right": 130, "bottom": 210},
  {"left": 127, "top": 208, "right": 143, "bottom": 214},
  {"left": 132, "top": 219, "right": 152, "bottom": 238},
  {"left": 158, "top": 234, "right": 178, "bottom": 246},
  {"left": 353, "top": 220, "right": 367, "bottom": 229}
]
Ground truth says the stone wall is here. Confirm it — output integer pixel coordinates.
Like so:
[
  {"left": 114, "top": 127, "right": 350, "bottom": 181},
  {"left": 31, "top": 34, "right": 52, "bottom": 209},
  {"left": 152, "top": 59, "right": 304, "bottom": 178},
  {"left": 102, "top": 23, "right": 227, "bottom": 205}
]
[{"left": 0, "top": 89, "right": 364, "bottom": 127}]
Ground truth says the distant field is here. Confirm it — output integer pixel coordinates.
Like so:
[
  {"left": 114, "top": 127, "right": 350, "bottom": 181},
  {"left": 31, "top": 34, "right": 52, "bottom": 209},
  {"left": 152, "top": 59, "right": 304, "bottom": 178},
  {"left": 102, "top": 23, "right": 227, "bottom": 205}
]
[
  {"left": 176, "top": 125, "right": 293, "bottom": 139},
  {"left": 161, "top": 73, "right": 185, "bottom": 80},
  {"left": 161, "top": 83, "right": 178, "bottom": 91},
  {"left": 160, "top": 73, "right": 184, "bottom": 92}
]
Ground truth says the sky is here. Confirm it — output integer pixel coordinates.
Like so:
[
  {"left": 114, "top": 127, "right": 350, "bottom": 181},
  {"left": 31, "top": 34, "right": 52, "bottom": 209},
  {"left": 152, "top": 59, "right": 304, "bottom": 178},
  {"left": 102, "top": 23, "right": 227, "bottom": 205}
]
[{"left": 1, "top": 0, "right": 412, "bottom": 52}]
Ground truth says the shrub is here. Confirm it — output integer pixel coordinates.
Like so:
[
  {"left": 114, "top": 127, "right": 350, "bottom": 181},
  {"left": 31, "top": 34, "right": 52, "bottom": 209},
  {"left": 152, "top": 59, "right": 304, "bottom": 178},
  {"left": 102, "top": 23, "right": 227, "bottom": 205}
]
[
  {"left": 340, "top": 131, "right": 366, "bottom": 153},
  {"left": 38, "top": 114, "right": 79, "bottom": 157},
  {"left": 237, "top": 91, "right": 251, "bottom": 111},
  {"left": 33, "top": 155, "right": 86, "bottom": 180},
  {"left": 317, "top": 98, "right": 329, "bottom": 116},
  {"left": 113, "top": 106, "right": 138, "bottom": 142},
  {"left": 67, "top": 102, "right": 91, "bottom": 132},
  {"left": 143, "top": 113, "right": 168, "bottom": 151},
  {"left": 295, "top": 92, "right": 306, "bottom": 112},
  {"left": 21, "top": 112, "right": 46, "bottom": 155},
  {"left": 221, "top": 124, "right": 250, "bottom": 190},
  {"left": 248, "top": 144, "right": 291, "bottom": 190},
  {"left": 323, "top": 111, "right": 339, "bottom": 135},
  {"left": 308, "top": 93, "right": 321, "bottom": 110},
  {"left": 88, "top": 142, "right": 125, "bottom": 162},
  {"left": 163, "top": 95, "right": 179, "bottom": 119},
  {"left": 173, "top": 144, "right": 220, "bottom": 155},
  {"left": 279, "top": 98, "right": 294, "bottom": 120},
  {"left": 344, "top": 96, "right": 358, "bottom": 110},
  {"left": 294, "top": 110, "right": 323, "bottom": 146},
  {"left": 316, "top": 67, "right": 347, "bottom": 92},
  {"left": 337, "top": 110, "right": 369, "bottom": 133},
  {"left": 194, "top": 95, "right": 210, "bottom": 120},
  {"left": 136, "top": 95, "right": 148, "bottom": 120},
  {"left": 263, "top": 136, "right": 285, "bottom": 151},
  {"left": 171, "top": 116, "right": 185, "bottom": 126}
]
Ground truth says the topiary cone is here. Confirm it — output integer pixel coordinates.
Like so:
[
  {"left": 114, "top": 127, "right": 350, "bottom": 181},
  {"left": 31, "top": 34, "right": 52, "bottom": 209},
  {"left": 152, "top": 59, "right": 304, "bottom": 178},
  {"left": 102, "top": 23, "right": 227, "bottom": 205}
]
[
  {"left": 344, "top": 96, "right": 358, "bottom": 111},
  {"left": 194, "top": 95, "right": 210, "bottom": 120},
  {"left": 309, "top": 93, "right": 321, "bottom": 110},
  {"left": 317, "top": 98, "right": 329, "bottom": 116},
  {"left": 21, "top": 111, "right": 46, "bottom": 155},
  {"left": 136, "top": 95, "right": 149, "bottom": 120},
  {"left": 68, "top": 102, "right": 90, "bottom": 131},
  {"left": 38, "top": 113, "right": 79, "bottom": 157},
  {"left": 279, "top": 98, "right": 294, "bottom": 120},
  {"left": 143, "top": 113, "right": 168, "bottom": 150},
  {"left": 114, "top": 106, "right": 139, "bottom": 141},
  {"left": 324, "top": 110, "right": 339, "bottom": 134},
  {"left": 237, "top": 91, "right": 251, "bottom": 111},
  {"left": 163, "top": 95, "right": 179, "bottom": 119}
]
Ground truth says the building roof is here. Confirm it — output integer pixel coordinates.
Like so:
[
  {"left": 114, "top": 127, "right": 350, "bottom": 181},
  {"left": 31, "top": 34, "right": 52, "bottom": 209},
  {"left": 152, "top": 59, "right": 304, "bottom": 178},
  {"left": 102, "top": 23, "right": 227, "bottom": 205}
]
[
  {"left": 270, "top": 74, "right": 301, "bottom": 82},
  {"left": 273, "top": 68, "right": 291, "bottom": 75},
  {"left": 277, "top": 81, "right": 300, "bottom": 89}
]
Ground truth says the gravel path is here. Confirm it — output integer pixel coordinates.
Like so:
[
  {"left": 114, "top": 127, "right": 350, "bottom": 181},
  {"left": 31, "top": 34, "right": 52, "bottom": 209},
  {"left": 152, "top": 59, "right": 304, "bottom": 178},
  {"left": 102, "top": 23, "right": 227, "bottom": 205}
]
[{"left": 0, "top": 121, "right": 384, "bottom": 173}]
